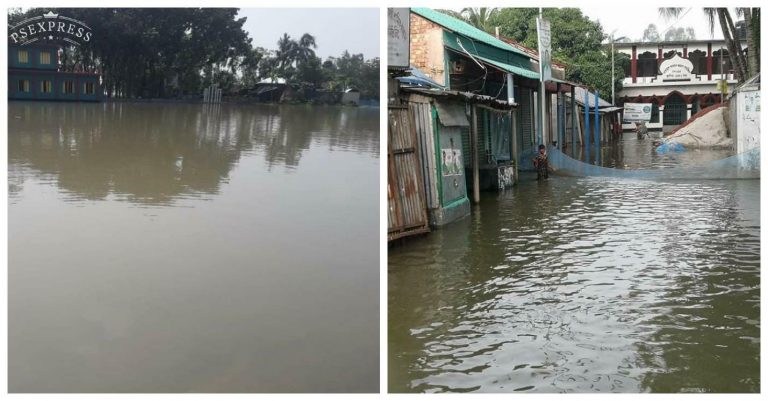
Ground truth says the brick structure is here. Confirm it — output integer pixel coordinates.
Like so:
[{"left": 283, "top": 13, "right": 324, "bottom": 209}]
[{"left": 409, "top": 13, "right": 445, "bottom": 84}]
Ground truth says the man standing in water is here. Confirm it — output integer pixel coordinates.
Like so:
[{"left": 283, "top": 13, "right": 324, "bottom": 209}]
[
  {"left": 532, "top": 144, "right": 549, "bottom": 180},
  {"left": 635, "top": 121, "right": 649, "bottom": 139}
]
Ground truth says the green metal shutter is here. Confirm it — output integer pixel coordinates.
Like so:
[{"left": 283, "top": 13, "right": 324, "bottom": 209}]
[{"left": 519, "top": 87, "right": 533, "bottom": 154}]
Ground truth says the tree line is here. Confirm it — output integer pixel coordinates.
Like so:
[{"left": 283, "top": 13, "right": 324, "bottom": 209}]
[{"left": 8, "top": 8, "right": 379, "bottom": 100}]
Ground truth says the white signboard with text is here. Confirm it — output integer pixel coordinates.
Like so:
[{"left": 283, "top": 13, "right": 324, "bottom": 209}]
[
  {"left": 387, "top": 8, "right": 410, "bottom": 69},
  {"left": 660, "top": 54, "right": 694, "bottom": 82},
  {"left": 536, "top": 17, "right": 552, "bottom": 82},
  {"left": 622, "top": 103, "right": 653, "bottom": 122}
]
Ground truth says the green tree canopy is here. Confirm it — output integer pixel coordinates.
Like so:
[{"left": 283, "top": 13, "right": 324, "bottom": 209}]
[{"left": 484, "top": 8, "right": 623, "bottom": 100}]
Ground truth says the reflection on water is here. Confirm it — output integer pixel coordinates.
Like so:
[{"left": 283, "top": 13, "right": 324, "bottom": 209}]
[
  {"left": 9, "top": 102, "right": 378, "bottom": 205},
  {"left": 9, "top": 101, "right": 379, "bottom": 392},
  {"left": 389, "top": 176, "right": 759, "bottom": 393}
]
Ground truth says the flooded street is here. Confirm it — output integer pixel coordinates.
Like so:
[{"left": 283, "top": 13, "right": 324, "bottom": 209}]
[
  {"left": 389, "top": 136, "right": 760, "bottom": 393},
  {"left": 8, "top": 101, "right": 379, "bottom": 392}
]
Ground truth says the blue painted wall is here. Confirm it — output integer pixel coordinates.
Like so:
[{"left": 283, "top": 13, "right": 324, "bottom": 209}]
[
  {"left": 9, "top": 44, "right": 101, "bottom": 102},
  {"left": 9, "top": 45, "right": 58, "bottom": 70}
]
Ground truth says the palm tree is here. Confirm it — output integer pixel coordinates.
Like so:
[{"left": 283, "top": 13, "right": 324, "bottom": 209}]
[
  {"left": 435, "top": 8, "right": 499, "bottom": 34},
  {"left": 461, "top": 7, "right": 499, "bottom": 33},
  {"left": 276, "top": 33, "right": 297, "bottom": 79},
  {"left": 736, "top": 8, "right": 759, "bottom": 79},
  {"left": 659, "top": 8, "right": 758, "bottom": 82},
  {"left": 295, "top": 33, "right": 317, "bottom": 66}
]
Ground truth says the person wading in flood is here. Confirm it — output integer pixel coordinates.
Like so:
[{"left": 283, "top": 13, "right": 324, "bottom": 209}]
[
  {"left": 532, "top": 144, "right": 550, "bottom": 180},
  {"left": 635, "top": 121, "right": 649, "bottom": 140}
]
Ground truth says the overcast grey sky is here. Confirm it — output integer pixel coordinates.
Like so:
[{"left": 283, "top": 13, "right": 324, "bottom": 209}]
[
  {"left": 238, "top": 8, "right": 379, "bottom": 60},
  {"left": 446, "top": 6, "right": 729, "bottom": 42},
  {"left": 580, "top": 7, "right": 726, "bottom": 42}
]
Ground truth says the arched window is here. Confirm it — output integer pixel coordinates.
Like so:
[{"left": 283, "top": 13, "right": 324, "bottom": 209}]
[
  {"left": 650, "top": 99, "right": 660, "bottom": 123},
  {"left": 688, "top": 50, "right": 707, "bottom": 75},
  {"left": 713, "top": 49, "right": 731, "bottom": 75},
  {"left": 663, "top": 92, "right": 687, "bottom": 125},
  {"left": 637, "top": 51, "right": 657, "bottom": 77},
  {"left": 663, "top": 49, "right": 682, "bottom": 59}
]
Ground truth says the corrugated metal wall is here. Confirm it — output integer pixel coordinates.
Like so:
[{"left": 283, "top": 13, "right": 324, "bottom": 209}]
[
  {"left": 387, "top": 105, "right": 430, "bottom": 241},
  {"left": 409, "top": 99, "right": 439, "bottom": 210},
  {"left": 518, "top": 87, "right": 534, "bottom": 154}
]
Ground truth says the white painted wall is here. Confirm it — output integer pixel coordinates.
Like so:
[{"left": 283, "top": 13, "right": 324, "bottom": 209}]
[{"left": 733, "top": 89, "right": 761, "bottom": 154}]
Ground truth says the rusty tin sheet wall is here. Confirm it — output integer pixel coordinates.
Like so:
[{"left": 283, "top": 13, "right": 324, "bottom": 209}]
[{"left": 388, "top": 105, "right": 430, "bottom": 241}]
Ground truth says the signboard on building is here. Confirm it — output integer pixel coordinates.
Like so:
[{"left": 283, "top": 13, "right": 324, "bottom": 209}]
[
  {"left": 659, "top": 54, "right": 693, "bottom": 82},
  {"left": 388, "top": 8, "right": 410, "bottom": 69},
  {"left": 622, "top": 103, "right": 653, "bottom": 122},
  {"left": 536, "top": 17, "right": 552, "bottom": 82}
]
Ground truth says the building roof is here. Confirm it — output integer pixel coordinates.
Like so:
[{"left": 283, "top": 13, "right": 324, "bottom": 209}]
[
  {"left": 411, "top": 8, "right": 531, "bottom": 59},
  {"left": 472, "top": 53, "right": 540, "bottom": 80},
  {"left": 567, "top": 86, "right": 614, "bottom": 109}
]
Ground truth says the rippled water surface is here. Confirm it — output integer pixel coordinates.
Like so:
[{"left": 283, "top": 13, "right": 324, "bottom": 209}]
[
  {"left": 567, "top": 131, "right": 735, "bottom": 170},
  {"left": 389, "top": 171, "right": 759, "bottom": 392},
  {"left": 9, "top": 101, "right": 379, "bottom": 392}
]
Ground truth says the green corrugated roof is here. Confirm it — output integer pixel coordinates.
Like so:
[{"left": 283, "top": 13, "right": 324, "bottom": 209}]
[
  {"left": 412, "top": 8, "right": 531, "bottom": 59},
  {"left": 474, "top": 54, "right": 540, "bottom": 80}
]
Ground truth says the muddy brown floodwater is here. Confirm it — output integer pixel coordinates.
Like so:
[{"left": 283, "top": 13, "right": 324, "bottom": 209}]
[
  {"left": 389, "top": 134, "right": 759, "bottom": 393},
  {"left": 9, "top": 101, "right": 380, "bottom": 393}
]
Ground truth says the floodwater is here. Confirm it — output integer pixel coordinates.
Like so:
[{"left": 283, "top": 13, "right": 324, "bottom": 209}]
[
  {"left": 389, "top": 135, "right": 760, "bottom": 393},
  {"left": 567, "top": 131, "right": 735, "bottom": 170},
  {"left": 8, "top": 101, "right": 379, "bottom": 393}
]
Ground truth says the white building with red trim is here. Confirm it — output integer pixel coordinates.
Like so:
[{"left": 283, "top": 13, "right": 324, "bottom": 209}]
[{"left": 615, "top": 39, "right": 747, "bottom": 131}]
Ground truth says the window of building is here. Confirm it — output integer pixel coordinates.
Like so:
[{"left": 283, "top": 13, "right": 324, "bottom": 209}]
[
  {"left": 637, "top": 51, "right": 658, "bottom": 77},
  {"left": 18, "top": 80, "right": 30, "bottom": 93},
  {"left": 713, "top": 49, "right": 731, "bottom": 75},
  {"left": 62, "top": 81, "right": 75, "bottom": 94},
  {"left": 650, "top": 100, "right": 660, "bottom": 123},
  {"left": 40, "top": 80, "right": 52, "bottom": 93},
  {"left": 40, "top": 51, "right": 52, "bottom": 65},
  {"left": 18, "top": 50, "right": 29, "bottom": 63},
  {"left": 688, "top": 50, "right": 707, "bottom": 75},
  {"left": 84, "top": 82, "right": 96, "bottom": 95}
]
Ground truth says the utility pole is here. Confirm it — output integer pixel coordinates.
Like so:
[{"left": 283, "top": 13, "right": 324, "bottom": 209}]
[
  {"left": 538, "top": 8, "right": 546, "bottom": 146},
  {"left": 611, "top": 33, "right": 615, "bottom": 105}
]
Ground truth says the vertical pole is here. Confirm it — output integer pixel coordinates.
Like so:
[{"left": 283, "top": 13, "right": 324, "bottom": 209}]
[
  {"left": 511, "top": 110, "right": 518, "bottom": 184},
  {"left": 584, "top": 88, "right": 590, "bottom": 160},
  {"left": 595, "top": 90, "right": 600, "bottom": 165},
  {"left": 557, "top": 84, "right": 565, "bottom": 149},
  {"left": 506, "top": 73, "right": 515, "bottom": 104},
  {"left": 471, "top": 104, "right": 480, "bottom": 204},
  {"left": 538, "top": 8, "right": 545, "bottom": 147},
  {"left": 611, "top": 36, "right": 615, "bottom": 105},
  {"left": 571, "top": 85, "right": 576, "bottom": 150}
]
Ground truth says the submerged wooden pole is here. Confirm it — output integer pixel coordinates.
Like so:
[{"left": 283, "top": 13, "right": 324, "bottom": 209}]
[
  {"left": 471, "top": 104, "right": 480, "bottom": 204},
  {"left": 511, "top": 110, "right": 518, "bottom": 184},
  {"left": 571, "top": 85, "right": 576, "bottom": 149},
  {"left": 595, "top": 90, "right": 600, "bottom": 165},
  {"left": 584, "top": 88, "right": 590, "bottom": 160}
]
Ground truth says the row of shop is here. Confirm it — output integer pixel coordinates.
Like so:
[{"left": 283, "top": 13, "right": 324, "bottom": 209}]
[{"left": 387, "top": 8, "right": 622, "bottom": 241}]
